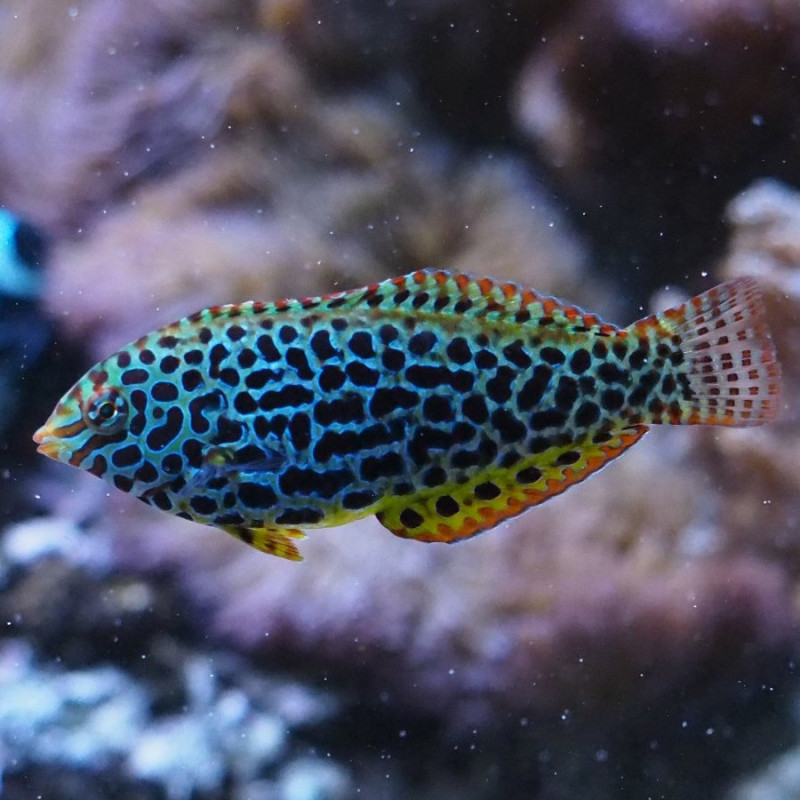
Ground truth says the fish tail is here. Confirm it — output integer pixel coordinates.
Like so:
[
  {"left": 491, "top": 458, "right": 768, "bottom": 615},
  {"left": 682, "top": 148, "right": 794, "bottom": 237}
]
[{"left": 629, "top": 277, "right": 782, "bottom": 426}]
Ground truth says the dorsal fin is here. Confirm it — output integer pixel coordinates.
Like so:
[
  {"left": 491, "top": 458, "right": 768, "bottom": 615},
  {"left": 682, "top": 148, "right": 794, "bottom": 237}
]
[
  {"left": 377, "top": 425, "right": 648, "bottom": 543},
  {"left": 183, "top": 270, "right": 619, "bottom": 335},
  {"left": 246, "top": 269, "right": 618, "bottom": 333}
]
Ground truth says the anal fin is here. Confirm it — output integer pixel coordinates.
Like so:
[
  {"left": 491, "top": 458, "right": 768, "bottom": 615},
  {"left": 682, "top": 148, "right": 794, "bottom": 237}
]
[
  {"left": 223, "top": 524, "right": 306, "bottom": 561},
  {"left": 377, "top": 425, "right": 649, "bottom": 543}
]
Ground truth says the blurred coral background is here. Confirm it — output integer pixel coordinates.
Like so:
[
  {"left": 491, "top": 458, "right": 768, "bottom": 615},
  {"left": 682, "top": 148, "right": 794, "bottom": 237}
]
[{"left": 2, "top": 1, "right": 800, "bottom": 798}]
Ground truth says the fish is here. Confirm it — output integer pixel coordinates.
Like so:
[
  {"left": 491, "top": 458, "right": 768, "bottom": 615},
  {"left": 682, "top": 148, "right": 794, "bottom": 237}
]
[
  {"left": 0, "top": 211, "right": 51, "bottom": 436},
  {"left": 0, "top": 209, "right": 47, "bottom": 300},
  {"left": 34, "top": 270, "right": 782, "bottom": 561}
]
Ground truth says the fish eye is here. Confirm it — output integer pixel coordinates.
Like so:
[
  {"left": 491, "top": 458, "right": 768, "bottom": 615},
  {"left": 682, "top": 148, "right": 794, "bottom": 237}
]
[{"left": 84, "top": 387, "right": 128, "bottom": 434}]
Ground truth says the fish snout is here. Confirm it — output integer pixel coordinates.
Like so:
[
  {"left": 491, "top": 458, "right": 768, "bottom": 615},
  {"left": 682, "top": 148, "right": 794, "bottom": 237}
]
[
  {"left": 35, "top": 436, "right": 64, "bottom": 460},
  {"left": 32, "top": 413, "right": 87, "bottom": 462},
  {"left": 33, "top": 421, "right": 65, "bottom": 460}
]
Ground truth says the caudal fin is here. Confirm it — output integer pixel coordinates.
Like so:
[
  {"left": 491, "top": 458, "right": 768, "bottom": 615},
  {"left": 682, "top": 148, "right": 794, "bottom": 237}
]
[{"left": 653, "top": 277, "right": 782, "bottom": 426}]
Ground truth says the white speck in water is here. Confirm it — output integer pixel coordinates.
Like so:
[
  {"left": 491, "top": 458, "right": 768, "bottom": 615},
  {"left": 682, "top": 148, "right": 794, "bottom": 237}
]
[{"left": 752, "top": 114, "right": 764, "bottom": 126}]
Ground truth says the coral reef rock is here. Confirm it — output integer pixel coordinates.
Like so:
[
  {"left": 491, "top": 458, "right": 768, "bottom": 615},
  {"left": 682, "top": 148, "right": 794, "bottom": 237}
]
[{"left": 514, "top": 0, "right": 800, "bottom": 290}]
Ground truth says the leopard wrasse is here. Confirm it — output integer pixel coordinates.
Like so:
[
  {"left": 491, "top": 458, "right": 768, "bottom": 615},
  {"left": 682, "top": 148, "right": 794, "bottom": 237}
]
[{"left": 34, "top": 270, "right": 782, "bottom": 561}]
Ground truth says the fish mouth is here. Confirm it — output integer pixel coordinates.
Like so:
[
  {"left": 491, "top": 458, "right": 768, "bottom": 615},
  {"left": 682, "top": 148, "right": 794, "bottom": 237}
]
[
  {"left": 33, "top": 415, "right": 88, "bottom": 462},
  {"left": 33, "top": 427, "right": 63, "bottom": 460}
]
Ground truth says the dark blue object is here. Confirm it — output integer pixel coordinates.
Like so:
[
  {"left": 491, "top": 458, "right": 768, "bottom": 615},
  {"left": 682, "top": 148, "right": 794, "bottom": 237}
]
[{"left": 0, "top": 211, "right": 51, "bottom": 433}]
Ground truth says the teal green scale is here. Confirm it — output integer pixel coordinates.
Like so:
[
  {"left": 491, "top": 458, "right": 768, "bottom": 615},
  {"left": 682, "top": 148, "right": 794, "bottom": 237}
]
[{"left": 34, "top": 269, "right": 781, "bottom": 560}]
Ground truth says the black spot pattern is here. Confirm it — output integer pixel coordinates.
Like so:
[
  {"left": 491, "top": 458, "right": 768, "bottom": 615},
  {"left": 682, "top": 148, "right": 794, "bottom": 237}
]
[
  {"left": 409, "top": 331, "right": 437, "bottom": 356},
  {"left": 276, "top": 508, "right": 325, "bottom": 525},
  {"left": 348, "top": 331, "right": 375, "bottom": 358},
  {"left": 152, "top": 381, "right": 179, "bottom": 402},
  {"left": 435, "top": 495, "right": 459, "bottom": 517},
  {"left": 343, "top": 490, "right": 379, "bottom": 510},
  {"left": 370, "top": 387, "right": 419, "bottom": 417},
  {"left": 146, "top": 407, "right": 184, "bottom": 451},
  {"left": 361, "top": 452, "right": 405, "bottom": 480},
  {"left": 423, "top": 466, "right": 447, "bottom": 487},
  {"left": 400, "top": 508, "right": 424, "bottom": 528},
  {"left": 286, "top": 348, "right": 314, "bottom": 380},
  {"left": 310, "top": 330, "right": 337, "bottom": 361},
  {"left": 423, "top": 395, "right": 454, "bottom": 423},
  {"left": 491, "top": 408, "right": 526, "bottom": 443},
  {"left": 346, "top": 362, "right": 380, "bottom": 387},
  {"left": 319, "top": 366, "right": 346, "bottom": 392},
  {"left": 288, "top": 413, "right": 311, "bottom": 451},
  {"left": 517, "top": 365, "right": 551, "bottom": 411},
  {"left": 486, "top": 367, "right": 515, "bottom": 404},
  {"left": 382, "top": 349, "right": 405, "bottom": 371},
  {"left": 279, "top": 466, "right": 353, "bottom": 499},
  {"left": 121, "top": 368, "right": 149, "bottom": 386},
  {"left": 446, "top": 338, "right": 471, "bottom": 364},
  {"left": 112, "top": 444, "right": 142, "bottom": 469},
  {"left": 502, "top": 340, "right": 532, "bottom": 369},
  {"left": 189, "top": 391, "right": 224, "bottom": 435},
  {"left": 475, "top": 481, "right": 501, "bottom": 500},
  {"left": 517, "top": 466, "right": 543, "bottom": 484},
  {"left": 256, "top": 335, "right": 281, "bottom": 362},
  {"left": 462, "top": 395, "right": 489, "bottom": 424},
  {"left": 208, "top": 343, "right": 230, "bottom": 379},
  {"left": 160, "top": 355, "right": 180, "bottom": 374},
  {"left": 238, "top": 483, "right": 278, "bottom": 509},
  {"left": 191, "top": 495, "right": 218, "bottom": 515},
  {"left": 245, "top": 368, "right": 283, "bottom": 390}
]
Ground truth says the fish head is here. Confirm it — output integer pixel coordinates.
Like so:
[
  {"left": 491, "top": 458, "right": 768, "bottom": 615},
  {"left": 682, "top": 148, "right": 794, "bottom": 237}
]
[
  {"left": 33, "top": 337, "right": 252, "bottom": 519},
  {"left": 33, "top": 338, "right": 204, "bottom": 507},
  {"left": 34, "top": 360, "right": 137, "bottom": 481},
  {"left": 34, "top": 315, "right": 288, "bottom": 527}
]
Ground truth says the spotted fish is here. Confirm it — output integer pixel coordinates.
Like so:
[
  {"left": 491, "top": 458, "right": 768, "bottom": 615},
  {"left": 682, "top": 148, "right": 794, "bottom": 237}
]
[{"left": 34, "top": 270, "right": 782, "bottom": 560}]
